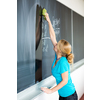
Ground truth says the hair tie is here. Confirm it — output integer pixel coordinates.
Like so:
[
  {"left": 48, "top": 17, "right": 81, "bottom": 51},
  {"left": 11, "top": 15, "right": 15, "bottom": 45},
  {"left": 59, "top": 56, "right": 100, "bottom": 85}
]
[{"left": 66, "top": 53, "right": 70, "bottom": 58}]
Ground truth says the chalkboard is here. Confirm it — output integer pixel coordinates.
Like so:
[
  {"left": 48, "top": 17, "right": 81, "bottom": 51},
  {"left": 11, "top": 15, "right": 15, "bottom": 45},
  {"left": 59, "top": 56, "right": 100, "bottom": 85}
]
[
  {"left": 40, "top": 0, "right": 57, "bottom": 80},
  {"left": 17, "top": 0, "right": 36, "bottom": 93},
  {"left": 73, "top": 11, "right": 84, "bottom": 63},
  {"left": 17, "top": 0, "right": 84, "bottom": 93}
]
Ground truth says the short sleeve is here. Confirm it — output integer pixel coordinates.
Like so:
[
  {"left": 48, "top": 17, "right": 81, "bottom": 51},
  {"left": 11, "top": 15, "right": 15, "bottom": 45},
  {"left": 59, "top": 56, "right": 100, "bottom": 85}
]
[{"left": 60, "top": 61, "right": 68, "bottom": 74}]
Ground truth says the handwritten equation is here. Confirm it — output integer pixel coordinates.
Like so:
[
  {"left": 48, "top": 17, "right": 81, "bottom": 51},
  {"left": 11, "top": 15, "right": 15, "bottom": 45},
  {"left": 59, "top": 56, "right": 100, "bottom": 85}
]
[{"left": 52, "top": 16, "right": 60, "bottom": 36}]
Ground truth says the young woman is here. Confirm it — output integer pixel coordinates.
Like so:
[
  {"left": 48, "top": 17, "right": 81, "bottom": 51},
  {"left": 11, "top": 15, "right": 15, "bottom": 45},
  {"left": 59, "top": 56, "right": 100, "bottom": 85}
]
[{"left": 41, "top": 13, "right": 78, "bottom": 100}]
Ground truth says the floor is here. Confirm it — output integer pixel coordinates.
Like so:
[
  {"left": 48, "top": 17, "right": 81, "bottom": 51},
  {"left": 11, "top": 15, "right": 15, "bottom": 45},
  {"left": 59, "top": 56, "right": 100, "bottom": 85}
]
[{"left": 79, "top": 94, "right": 84, "bottom": 100}]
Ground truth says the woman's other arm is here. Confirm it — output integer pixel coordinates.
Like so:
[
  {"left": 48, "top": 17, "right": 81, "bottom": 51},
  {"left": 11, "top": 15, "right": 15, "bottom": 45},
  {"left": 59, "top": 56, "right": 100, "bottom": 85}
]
[
  {"left": 51, "top": 71, "right": 68, "bottom": 93},
  {"left": 41, "top": 71, "right": 68, "bottom": 94}
]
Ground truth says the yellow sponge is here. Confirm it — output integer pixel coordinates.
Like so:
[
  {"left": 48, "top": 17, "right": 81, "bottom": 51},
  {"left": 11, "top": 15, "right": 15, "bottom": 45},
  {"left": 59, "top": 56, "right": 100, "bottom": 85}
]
[
  {"left": 42, "top": 8, "right": 47, "bottom": 16},
  {"left": 42, "top": 8, "right": 47, "bottom": 20}
]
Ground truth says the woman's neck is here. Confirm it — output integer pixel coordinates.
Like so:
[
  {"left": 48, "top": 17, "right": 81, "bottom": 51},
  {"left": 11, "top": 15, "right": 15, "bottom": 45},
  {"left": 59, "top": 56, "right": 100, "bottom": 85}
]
[{"left": 56, "top": 53, "right": 62, "bottom": 60}]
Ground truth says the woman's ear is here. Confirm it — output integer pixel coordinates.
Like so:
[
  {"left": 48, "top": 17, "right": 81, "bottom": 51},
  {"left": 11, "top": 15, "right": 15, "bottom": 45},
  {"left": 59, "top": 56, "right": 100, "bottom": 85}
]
[{"left": 57, "top": 49, "right": 62, "bottom": 53}]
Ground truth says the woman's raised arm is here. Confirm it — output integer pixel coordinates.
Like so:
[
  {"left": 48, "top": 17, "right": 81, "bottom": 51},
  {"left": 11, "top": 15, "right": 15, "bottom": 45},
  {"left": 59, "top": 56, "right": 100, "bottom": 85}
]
[{"left": 45, "top": 13, "right": 57, "bottom": 46}]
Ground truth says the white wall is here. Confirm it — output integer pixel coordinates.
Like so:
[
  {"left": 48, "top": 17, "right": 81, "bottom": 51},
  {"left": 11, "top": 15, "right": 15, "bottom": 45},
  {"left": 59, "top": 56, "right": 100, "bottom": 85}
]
[
  {"left": 57, "top": 0, "right": 84, "bottom": 17},
  {"left": 71, "top": 65, "right": 84, "bottom": 99},
  {"left": 33, "top": 65, "right": 84, "bottom": 100}
]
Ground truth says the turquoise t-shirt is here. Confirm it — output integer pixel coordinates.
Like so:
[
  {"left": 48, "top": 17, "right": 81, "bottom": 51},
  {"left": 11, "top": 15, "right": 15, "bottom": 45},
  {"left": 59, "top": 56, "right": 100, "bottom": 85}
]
[{"left": 51, "top": 53, "right": 75, "bottom": 97}]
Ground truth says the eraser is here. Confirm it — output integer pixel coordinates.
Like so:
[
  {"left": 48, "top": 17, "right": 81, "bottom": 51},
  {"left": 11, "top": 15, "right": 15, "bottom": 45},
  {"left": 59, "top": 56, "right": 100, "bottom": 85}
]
[
  {"left": 42, "top": 8, "right": 47, "bottom": 20},
  {"left": 42, "top": 8, "right": 47, "bottom": 16}
]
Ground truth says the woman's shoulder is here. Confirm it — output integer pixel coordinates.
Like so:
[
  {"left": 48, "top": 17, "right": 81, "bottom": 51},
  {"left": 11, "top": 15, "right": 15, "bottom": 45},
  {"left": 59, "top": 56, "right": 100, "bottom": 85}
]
[
  {"left": 58, "top": 57, "right": 70, "bottom": 71},
  {"left": 60, "top": 56, "right": 69, "bottom": 64},
  {"left": 61, "top": 56, "right": 67, "bottom": 61}
]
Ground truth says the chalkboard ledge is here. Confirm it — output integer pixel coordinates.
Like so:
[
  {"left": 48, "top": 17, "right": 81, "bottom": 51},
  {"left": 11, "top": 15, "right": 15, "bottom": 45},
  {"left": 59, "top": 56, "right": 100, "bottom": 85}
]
[{"left": 17, "top": 75, "right": 56, "bottom": 100}]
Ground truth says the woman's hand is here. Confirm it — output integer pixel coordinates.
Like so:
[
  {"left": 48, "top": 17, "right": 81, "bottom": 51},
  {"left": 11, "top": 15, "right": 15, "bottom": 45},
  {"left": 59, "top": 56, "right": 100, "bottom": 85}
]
[
  {"left": 41, "top": 87, "right": 53, "bottom": 94},
  {"left": 45, "top": 13, "right": 50, "bottom": 22}
]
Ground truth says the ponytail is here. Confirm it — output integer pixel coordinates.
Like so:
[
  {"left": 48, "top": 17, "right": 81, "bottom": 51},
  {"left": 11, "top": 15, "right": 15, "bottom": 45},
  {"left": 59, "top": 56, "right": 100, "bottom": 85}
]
[{"left": 66, "top": 53, "right": 74, "bottom": 64}]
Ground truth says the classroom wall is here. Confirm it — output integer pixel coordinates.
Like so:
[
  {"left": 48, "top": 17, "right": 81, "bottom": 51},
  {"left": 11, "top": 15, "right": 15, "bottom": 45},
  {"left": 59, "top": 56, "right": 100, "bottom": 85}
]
[{"left": 57, "top": 0, "right": 84, "bottom": 17}]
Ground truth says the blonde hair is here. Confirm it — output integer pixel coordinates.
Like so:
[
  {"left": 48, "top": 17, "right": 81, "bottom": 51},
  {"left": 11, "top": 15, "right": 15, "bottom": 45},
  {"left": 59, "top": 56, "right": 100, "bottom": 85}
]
[{"left": 57, "top": 39, "right": 74, "bottom": 64}]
